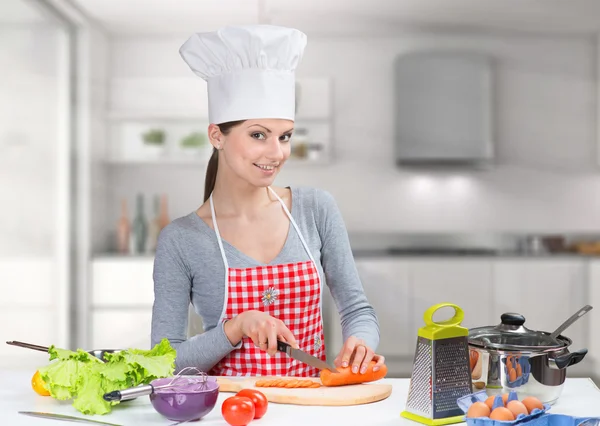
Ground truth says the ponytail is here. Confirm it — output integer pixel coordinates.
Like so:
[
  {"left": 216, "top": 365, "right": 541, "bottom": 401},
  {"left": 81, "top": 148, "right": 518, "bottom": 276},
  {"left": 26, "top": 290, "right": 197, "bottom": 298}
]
[
  {"left": 203, "top": 119, "right": 246, "bottom": 202},
  {"left": 204, "top": 147, "right": 219, "bottom": 202}
]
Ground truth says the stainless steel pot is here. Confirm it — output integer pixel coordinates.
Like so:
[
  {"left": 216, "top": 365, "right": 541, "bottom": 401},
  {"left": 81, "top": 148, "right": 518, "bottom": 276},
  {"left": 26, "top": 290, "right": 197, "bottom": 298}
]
[{"left": 468, "top": 312, "right": 588, "bottom": 405}]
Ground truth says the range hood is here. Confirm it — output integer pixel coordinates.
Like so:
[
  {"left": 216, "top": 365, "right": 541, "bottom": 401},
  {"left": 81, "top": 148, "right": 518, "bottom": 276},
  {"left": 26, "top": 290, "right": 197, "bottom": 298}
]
[{"left": 394, "top": 51, "right": 495, "bottom": 167}]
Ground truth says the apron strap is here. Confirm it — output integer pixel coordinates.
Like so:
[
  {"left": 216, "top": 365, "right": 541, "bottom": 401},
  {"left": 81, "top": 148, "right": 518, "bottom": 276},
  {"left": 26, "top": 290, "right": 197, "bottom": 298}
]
[
  {"left": 209, "top": 193, "right": 230, "bottom": 270},
  {"left": 267, "top": 187, "right": 317, "bottom": 267},
  {"left": 209, "top": 193, "right": 230, "bottom": 324}
]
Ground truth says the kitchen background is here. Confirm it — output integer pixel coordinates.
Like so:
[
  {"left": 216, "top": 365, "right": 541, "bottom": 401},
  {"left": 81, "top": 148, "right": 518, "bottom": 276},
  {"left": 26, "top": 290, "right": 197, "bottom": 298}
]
[{"left": 3, "top": 0, "right": 600, "bottom": 384}]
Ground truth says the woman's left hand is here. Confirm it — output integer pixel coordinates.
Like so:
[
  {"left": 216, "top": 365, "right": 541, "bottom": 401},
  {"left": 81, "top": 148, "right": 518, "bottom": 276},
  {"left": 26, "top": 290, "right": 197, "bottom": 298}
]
[{"left": 333, "top": 336, "right": 385, "bottom": 374}]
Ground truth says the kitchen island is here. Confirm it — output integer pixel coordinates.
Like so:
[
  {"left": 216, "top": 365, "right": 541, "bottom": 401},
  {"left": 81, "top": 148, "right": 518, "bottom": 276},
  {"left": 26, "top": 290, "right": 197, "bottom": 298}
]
[{"left": 1, "top": 371, "right": 600, "bottom": 426}]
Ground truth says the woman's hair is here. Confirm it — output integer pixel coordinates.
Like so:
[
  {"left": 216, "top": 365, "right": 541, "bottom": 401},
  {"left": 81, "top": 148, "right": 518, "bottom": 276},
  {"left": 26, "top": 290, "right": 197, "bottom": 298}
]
[{"left": 203, "top": 120, "right": 246, "bottom": 202}]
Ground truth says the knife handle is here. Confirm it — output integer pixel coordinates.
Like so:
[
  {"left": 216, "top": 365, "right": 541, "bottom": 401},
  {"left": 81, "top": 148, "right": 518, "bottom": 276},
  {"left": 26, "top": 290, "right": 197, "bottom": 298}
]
[{"left": 276, "top": 340, "right": 290, "bottom": 354}]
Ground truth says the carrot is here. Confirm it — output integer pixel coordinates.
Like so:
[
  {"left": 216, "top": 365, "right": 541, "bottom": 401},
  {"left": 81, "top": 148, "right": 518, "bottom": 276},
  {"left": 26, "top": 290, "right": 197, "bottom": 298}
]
[
  {"left": 254, "top": 378, "right": 320, "bottom": 388},
  {"left": 319, "top": 361, "right": 387, "bottom": 387}
]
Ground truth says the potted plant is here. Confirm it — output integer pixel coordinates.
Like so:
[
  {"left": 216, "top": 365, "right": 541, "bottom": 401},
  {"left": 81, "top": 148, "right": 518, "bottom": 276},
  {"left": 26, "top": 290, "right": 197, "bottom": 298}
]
[
  {"left": 141, "top": 128, "right": 166, "bottom": 158},
  {"left": 179, "top": 131, "right": 210, "bottom": 159}
]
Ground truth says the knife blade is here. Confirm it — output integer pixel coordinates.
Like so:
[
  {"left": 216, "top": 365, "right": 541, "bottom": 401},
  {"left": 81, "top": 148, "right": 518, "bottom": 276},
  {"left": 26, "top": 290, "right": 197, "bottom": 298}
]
[
  {"left": 276, "top": 340, "right": 339, "bottom": 373},
  {"left": 18, "top": 411, "right": 123, "bottom": 426}
]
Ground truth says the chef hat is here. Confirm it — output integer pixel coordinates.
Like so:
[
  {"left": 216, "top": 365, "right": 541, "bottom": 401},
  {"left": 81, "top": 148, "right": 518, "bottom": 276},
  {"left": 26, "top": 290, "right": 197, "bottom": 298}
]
[{"left": 179, "top": 25, "right": 307, "bottom": 124}]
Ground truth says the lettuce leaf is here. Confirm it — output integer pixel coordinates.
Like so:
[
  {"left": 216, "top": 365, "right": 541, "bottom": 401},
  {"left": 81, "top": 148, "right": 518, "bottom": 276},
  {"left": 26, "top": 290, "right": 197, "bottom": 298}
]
[{"left": 38, "top": 338, "right": 177, "bottom": 416}]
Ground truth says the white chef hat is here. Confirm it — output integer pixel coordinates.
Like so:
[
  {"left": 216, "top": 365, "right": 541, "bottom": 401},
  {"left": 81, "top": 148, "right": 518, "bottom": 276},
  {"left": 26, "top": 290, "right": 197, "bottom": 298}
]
[{"left": 179, "top": 25, "right": 307, "bottom": 124}]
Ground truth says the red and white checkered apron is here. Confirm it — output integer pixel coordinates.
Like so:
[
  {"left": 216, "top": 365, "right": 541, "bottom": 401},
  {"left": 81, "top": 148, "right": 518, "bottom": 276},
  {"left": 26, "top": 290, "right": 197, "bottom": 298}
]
[{"left": 207, "top": 188, "right": 326, "bottom": 377}]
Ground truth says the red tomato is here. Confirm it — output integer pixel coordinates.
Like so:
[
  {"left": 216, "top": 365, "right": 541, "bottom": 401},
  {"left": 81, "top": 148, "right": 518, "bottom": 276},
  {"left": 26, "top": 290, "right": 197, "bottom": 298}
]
[
  {"left": 236, "top": 389, "right": 268, "bottom": 419},
  {"left": 222, "top": 396, "right": 255, "bottom": 426}
]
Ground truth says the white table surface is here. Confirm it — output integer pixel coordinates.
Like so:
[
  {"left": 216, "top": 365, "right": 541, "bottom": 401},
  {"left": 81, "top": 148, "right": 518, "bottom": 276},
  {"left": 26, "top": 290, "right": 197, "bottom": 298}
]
[{"left": 2, "top": 371, "right": 600, "bottom": 426}]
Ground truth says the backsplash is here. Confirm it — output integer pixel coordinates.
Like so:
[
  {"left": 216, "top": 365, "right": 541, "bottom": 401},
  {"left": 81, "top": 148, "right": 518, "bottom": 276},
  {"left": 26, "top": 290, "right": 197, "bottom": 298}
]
[{"left": 96, "top": 29, "right": 600, "bottom": 254}]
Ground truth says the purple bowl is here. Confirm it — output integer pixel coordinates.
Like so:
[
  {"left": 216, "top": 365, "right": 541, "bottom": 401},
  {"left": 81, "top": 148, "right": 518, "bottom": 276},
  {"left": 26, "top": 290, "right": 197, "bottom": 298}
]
[{"left": 149, "top": 377, "right": 220, "bottom": 422}]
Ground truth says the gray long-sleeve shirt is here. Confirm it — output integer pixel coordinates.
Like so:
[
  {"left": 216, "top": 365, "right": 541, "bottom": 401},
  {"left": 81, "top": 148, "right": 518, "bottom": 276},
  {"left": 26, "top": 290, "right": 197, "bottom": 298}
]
[{"left": 151, "top": 186, "right": 380, "bottom": 373}]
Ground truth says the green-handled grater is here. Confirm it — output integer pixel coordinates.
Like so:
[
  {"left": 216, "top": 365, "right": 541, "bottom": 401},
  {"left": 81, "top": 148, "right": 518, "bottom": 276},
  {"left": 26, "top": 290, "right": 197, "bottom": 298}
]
[{"left": 401, "top": 303, "right": 473, "bottom": 425}]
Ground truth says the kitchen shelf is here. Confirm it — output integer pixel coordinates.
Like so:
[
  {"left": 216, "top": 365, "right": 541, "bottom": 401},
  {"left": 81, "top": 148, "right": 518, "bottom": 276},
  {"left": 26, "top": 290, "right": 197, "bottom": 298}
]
[{"left": 103, "top": 156, "right": 331, "bottom": 167}]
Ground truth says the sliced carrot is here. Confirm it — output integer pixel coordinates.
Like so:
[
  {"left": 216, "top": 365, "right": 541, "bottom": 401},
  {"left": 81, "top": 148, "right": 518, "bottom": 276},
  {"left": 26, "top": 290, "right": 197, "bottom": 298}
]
[
  {"left": 285, "top": 379, "right": 299, "bottom": 388},
  {"left": 320, "top": 361, "right": 387, "bottom": 387},
  {"left": 254, "top": 378, "right": 321, "bottom": 388}
]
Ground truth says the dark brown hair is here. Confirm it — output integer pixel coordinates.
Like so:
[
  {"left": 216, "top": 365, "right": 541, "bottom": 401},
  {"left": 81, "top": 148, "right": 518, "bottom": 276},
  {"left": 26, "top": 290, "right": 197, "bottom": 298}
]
[{"left": 203, "top": 120, "right": 246, "bottom": 202}]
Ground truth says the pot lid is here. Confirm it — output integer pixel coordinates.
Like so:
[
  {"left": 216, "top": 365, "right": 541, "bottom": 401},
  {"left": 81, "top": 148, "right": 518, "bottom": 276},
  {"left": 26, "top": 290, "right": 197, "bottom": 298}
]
[{"left": 468, "top": 313, "right": 567, "bottom": 351}]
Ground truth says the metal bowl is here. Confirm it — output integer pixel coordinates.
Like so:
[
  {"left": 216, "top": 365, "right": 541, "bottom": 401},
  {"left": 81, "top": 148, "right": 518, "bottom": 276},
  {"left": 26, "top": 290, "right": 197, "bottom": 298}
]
[{"left": 87, "top": 349, "right": 122, "bottom": 362}]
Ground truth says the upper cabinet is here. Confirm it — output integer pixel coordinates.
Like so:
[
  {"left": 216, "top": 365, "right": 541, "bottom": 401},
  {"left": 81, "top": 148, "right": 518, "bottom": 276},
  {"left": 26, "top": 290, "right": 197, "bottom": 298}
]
[{"left": 394, "top": 51, "right": 495, "bottom": 167}]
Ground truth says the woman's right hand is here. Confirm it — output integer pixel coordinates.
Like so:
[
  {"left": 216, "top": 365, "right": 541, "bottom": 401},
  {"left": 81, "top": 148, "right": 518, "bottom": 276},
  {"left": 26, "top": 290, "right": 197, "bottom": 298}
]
[{"left": 227, "top": 310, "right": 298, "bottom": 356}]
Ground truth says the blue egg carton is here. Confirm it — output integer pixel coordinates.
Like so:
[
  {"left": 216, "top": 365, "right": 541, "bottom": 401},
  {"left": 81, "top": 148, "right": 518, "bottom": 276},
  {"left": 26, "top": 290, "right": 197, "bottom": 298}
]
[
  {"left": 503, "top": 356, "right": 531, "bottom": 388},
  {"left": 457, "top": 390, "right": 550, "bottom": 426}
]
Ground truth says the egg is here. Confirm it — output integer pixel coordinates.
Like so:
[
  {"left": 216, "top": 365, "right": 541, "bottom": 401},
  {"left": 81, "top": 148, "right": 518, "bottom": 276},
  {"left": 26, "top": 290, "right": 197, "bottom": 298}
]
[
  {"left": 507, "top": 400, "right": 529, "bottom": 417},
  {"left": 502, "top": 393, "right": 510, "bottom": 406},
  {"left": 490, "top": 407, "right": 516, "bottom": 421},
  {"left": 516, "top": 363, "right": 522, "bottom": 377},
  {"left": 484, "top": 395, "right": 495, "bottom": 410},
  {"left": 509, "top": 368, "right": 517, "bottom": 382},
  {"left": 522, "top": 396, "right": 544, "bottom": 413},
  {"left": 467, "top": 401, "right": 491, "bottom": 418}
]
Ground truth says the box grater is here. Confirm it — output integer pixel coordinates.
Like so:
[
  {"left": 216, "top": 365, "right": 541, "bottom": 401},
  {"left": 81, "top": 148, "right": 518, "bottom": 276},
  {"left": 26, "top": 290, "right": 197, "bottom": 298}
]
[{"left": 401, "top": 303, "right": 473, "bottom": 425}]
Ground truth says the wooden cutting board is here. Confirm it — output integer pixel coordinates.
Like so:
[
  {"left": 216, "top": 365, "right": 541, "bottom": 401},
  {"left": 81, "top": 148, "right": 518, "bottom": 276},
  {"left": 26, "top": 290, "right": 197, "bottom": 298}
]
[{"left": 214, "top": 376, "right": 393, "bottom": 406}]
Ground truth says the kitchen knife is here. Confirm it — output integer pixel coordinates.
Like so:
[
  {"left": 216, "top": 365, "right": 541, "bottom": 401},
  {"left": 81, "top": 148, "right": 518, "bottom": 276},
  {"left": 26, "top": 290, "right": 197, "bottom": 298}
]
[
  {"left": 18, "top": 411, "right": 123, "bottom": 426},
  {"left": 276, "top": 340, "right": 339, "bottom": 373}
]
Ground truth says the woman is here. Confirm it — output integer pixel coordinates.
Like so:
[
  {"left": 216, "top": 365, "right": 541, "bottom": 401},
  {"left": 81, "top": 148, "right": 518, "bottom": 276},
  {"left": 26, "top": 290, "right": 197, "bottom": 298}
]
[{"left": 151, "top": 25, "right": 383, "bottom": 378}]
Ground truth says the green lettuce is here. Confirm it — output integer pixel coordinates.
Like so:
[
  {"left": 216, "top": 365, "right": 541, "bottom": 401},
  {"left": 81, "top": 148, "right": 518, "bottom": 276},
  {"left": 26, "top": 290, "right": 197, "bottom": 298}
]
[{"left": 38, "top": 338, "right": 177, "bottom": 416}]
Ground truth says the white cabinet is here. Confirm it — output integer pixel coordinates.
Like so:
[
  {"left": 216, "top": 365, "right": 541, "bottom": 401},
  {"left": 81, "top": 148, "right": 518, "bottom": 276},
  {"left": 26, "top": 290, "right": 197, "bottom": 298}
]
[
  {"left": 91, "top": 310, "right": 153, "bottom": 350},
  {"left": 323, "top": 258, "right": 411, "bottom": 377},
  {"left": 90, "top": 258, "right": 203, "bottom": 350},
  {"left": 491, "top": 260, "right": 588, "bottom": 345},
  {"left": 326, "top": 258, "right": 493, "bottom": 377},
  {"left": 92, "top": 257, "right": 155, "bottom": 307},
  {"left": 410, "top": 259, "right": 494, "bottom": 331},
  {"left": 90, "top": 257, "right": 155, "bottom": 350},
  {"left": 355, "top": 259, "right": 411, "bottom": 358},
  {"left": 492, "top": 259, "right": 590, "bottom": 377},
  {"left": 585, "top": 261, "right": 600, "bottom": 381}
]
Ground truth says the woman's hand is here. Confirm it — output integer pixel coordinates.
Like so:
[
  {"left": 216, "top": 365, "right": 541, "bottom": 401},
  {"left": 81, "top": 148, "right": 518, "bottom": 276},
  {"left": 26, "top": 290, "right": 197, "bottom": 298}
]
[
  {"left": 226, "top": 310, "right": 299, "bottom": 356},
  {"left": 334, "top": 336, "right": 385, "bottom": 374}
]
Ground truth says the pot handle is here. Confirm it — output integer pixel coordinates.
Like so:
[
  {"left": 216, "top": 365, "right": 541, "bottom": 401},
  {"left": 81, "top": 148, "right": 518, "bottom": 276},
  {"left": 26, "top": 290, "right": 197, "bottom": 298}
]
[{"left": 555, "top": 348, "right": 588, "bottom": 369}]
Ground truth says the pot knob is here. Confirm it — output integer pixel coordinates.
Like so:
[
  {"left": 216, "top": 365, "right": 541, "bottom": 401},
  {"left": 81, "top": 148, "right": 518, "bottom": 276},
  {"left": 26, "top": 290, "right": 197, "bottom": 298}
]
[{"left": 501, "top": 313, "right": 526, "bottom": 326}]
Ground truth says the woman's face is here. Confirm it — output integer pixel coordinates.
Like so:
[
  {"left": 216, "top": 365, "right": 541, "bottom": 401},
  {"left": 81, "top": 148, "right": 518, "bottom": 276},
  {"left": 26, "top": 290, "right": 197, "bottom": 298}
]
[{"left": 212, "top": 118, "right": 294, "bottom": 187}]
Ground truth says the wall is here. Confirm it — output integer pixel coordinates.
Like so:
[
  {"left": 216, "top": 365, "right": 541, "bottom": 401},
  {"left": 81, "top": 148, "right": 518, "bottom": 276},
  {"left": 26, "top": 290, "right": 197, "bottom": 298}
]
[{"left": 102, "top": 30, "right": 600, "bottom": 246}]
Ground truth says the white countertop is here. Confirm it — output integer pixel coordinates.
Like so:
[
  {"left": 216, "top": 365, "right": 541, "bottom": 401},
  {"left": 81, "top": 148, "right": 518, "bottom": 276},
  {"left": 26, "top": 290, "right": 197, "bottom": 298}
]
[{"left": 3, "top": 371, "right": 600, "bottom": 426}]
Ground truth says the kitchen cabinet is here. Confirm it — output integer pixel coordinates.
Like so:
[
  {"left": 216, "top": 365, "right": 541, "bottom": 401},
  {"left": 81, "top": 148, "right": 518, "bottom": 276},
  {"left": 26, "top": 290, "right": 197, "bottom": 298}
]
[
  {"left": 586, "top": 260, "right": 600, "bottom": 382},
  {"left": 491, "top": 260, "right": 588, "bottom": 342},
  {"left": 91, "top": 310, "right": 153, "bottom": 350},
  {"left": 88, "top": 256, "right": 595, "bottom": 379},
  {"left": 353, "top": 259, "right": 411, "bottom": 358},
  {"left": 325, "top": 258, "right": 493, "bottom": 377},
  {"left": 492, "top": 259, "right": 590, "bottom": 377},
  {"left": 409, "top": 259, "right": 494, "bottom": 331},
  {"left": 90, "top": 258, "right": 204, "bottom": 349},
  {"left": 92, "top": 257, "right": 155, "bottom": 307},
  {"left": 322, "top": 258, "right": 411, "bottom": 376}
]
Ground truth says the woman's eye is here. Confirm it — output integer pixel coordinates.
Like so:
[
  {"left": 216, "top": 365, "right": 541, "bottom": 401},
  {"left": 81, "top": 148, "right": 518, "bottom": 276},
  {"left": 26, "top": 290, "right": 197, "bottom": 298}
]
[
  {"left": 251, "top": 132, "right": 266, "bottom": 140},
  {"left": 280, "top": 134, "right": 292, "bottom": 142}
]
